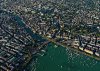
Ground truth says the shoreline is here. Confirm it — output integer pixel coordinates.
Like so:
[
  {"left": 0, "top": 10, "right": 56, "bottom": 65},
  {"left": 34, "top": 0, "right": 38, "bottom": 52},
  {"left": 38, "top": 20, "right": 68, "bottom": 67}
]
[{"left": 37, "top": 34, "right": 100, "bottom": 60}]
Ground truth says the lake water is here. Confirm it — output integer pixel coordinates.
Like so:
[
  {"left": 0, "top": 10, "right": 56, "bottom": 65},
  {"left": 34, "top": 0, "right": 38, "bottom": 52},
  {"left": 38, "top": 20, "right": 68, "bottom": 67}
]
[{"left": 26, "top": 43, "right": 100, "bottom": 71}]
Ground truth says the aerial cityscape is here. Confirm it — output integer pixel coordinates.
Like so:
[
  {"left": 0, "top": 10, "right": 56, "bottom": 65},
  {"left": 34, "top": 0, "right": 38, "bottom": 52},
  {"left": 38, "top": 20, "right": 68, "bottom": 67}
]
[{"left": 0, "top": 0, "right": 100, "bottom": 71}]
